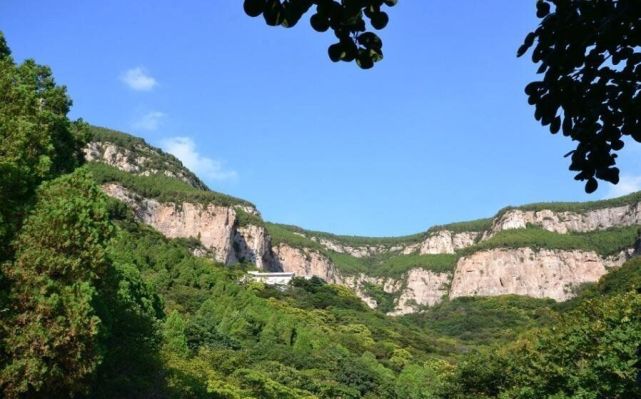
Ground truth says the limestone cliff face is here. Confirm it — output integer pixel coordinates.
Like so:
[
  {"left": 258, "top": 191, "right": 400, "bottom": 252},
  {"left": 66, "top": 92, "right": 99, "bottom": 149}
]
[
  {"left": 84, "top": 141, "right": 207, "bottom": 190},
  {"left": 486, "top": 204, "right": 641, "bottom": 237},
  {"left": 87, "top": 129, "right": 641, "bottom": 315},
  {"left": 449, "top": 248, "right": 630, "bottom": 301},
  {"left": 384, "top": 269, "right": 450, "bottom": 316},
  {"left": 312, "top": 238, "right": 392, "bottom": 258},
  {"left": 308, "top": 230, "right": 480, "bottom": 257},
  {"left": 233, "top": 224, "right": 274, "bottom": 270},
  {"left": 100, "top": 175, "right": 641, "bottom": 314},
  {"left": 417, "top": 230, "right": 480, "bottom": 254},
  {"left": 101, "top": 183, "right": 274, "bottom": 269},
  {"left": 272, "top": 243, "right": 450, "bottom": 315},
  {"left": 272, "top": 244, "right": 338, "bottom": 281}
]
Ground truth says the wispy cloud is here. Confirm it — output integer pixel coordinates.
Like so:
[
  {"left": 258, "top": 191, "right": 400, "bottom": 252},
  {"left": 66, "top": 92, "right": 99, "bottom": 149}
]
[
  {"left": 120, "top": 67, "right": 157, "bottom": 91},
  {"left": 160, "top": 136, "right": 237, "bottom": 181},
  {"left": 604, "top": 175, "right": 641, "bottom": 198},
  {"left": 133, "top": 111, "right": 165, "bottom": 131}
]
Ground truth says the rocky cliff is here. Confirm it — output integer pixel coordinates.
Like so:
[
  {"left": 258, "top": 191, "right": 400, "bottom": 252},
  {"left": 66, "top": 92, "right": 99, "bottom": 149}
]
[
  {"left": 85, "top": 126, "right": 641, "bottom": 316},
  {"left": 449, "top": 248, "right": 631, "bottom": 302},
  {"left": 85, "top": 126, "right": 208, "bottom": 190},
  {"left": 101, "top": 182, "right": 274, "bottom": 269},
  {"left": 486, "top": 205, "right": 641, "bottom": 236}
]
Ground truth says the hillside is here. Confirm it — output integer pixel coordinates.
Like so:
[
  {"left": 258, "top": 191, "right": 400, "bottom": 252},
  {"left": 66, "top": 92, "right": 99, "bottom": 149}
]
[
  {"left": 4, "top": 30, "right": 641, "bottom": 399},
  {"left": 84, "top": 126, "right": 641, "bottom": 315}
]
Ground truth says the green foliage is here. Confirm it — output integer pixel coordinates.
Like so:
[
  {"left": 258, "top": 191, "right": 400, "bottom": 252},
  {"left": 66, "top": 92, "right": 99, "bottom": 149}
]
[
  {"left": 329, "top": 250, "right": 457, "bottom": 278},
  {"left": 448, "top": 292, "right": 641, "bottom": 398},
  {"left": 372, "top": 253, "right": 457, "bottom": 276},
  {"left": 0, "top": 170, "right": 112, "bottom": 398},
  {"left": 260, "top": 276, "right": 368, "bottom": 312},
  {"left": 395, "top": 359, "right": 454, "bottom": 399},
  {"left": 87, "top": 259, "right": 164, "bottom": 399},
  {"left": 88, "top": 125, "right": 209, "bottom": 190},
  {"left": 502, "top": 190, "right": 641, "bottom": 215},
  {"left": 406, "top": 295, "right": 557, "bottom": 347},
  {"left": 0, "top": 40, "right": 86, "bottom": 257},
  {"left": 362, "top": 283, "right": 396, "bottom": 314},
  {"left": 104, "top": 214, "right": 463, "bottom": 398},
  {"left": 557, "top": 256, "right": 641, "bottom": 314},
  {"left": 235, "top": 207, "right": 265, "bottom": 228},
  {"left": 463, "top": 225, "right": 639, "bottom": 257},
  {"left": 87, "top": 162, "right": 254, "bottom": 208},
  {"left": 266, "top": 222, "right": 325, "bottom": 251},
  {"left": 431, "top": 218, "right": 493, "bottom": 234},
  {"left": 271, "top": 223, "right": 638, "bottom": 281},
  {"left": 0, "top": 32, "right": 10, "bottom": 58},
  {"left": 268, "top": 222, "right": 426, "bottom": 248},
  {"left": 592, "top": 255, "right": 641, "bottom": 296}
]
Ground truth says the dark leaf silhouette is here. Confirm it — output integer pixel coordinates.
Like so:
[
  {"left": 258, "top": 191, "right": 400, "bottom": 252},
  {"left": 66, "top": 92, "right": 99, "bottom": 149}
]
[
  {"left": 519, "top": 0, "right": 641, "bottom": 193},
  {"left": 243, "top": 0, "right": 396, "bottom": 69}
]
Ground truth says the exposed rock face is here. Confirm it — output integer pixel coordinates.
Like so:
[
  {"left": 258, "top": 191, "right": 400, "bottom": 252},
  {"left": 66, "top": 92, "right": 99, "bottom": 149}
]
[
  {"left": 386, "top": 269, "right": 450, "bottom": 316},
  {"left": 449, "top": 248, "right": 629, "bottom": 301},
  {"left": 418, "top": 230, "right": 479, "bottom": 254},
  {"left": 101, "top": 183, "right": 273, "bottom": 268},
  {"left": 84, "top": 141, "right": 207, "bottom": 189},
  {"left": 272, "top": 243, "right": 450, "bottom": 315},
  {"left": 85, "top": 142, "right": 144, "bottom": 173},
  {"left": 313, "top": 238, "right": 389, "bottom": 258},
  {"left": 487, "top": 204, "right": 641, "bottom": 236},
  {"left": 102, "top": 179, "right": 641, "bottom": 314},
  {"left": 88, "top": 128, "right": 641, "bottom": 316},
  {"left": 272, "top": 244, "right": 338, "bottom": 281},
  {"left": 311, "top": 230, "right": 480, "bottom": 257},
  {"left": 234, "top": 224, "right": 274, "bottom": 270}
]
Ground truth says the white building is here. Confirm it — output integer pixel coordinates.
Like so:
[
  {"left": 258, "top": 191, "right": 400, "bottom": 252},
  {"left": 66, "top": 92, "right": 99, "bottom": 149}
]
[{"left": 246, "top": 271, "right": 295, "bottom": 285}]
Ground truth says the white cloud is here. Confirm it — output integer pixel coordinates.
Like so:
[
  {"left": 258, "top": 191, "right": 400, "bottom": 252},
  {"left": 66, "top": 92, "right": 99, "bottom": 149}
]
[
  {"left": 604, "top": 175, "right": 641, "bottom": 198},
  {"left": 160, "top": 136, "right": 237, "bottom": 181},
  {"left": 120, "top": 67, "right": 157, "bottom": 91},
  {"left": 133, "top": 111, "right": 165, "bottom": 131}
]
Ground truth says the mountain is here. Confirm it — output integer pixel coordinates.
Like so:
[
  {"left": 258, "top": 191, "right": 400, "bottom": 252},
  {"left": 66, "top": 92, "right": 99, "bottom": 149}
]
[
  {"left": 85, "top": 126, "right": 641, "bottom": 315},
  {"left": 4, "top": 32, "right": 639, "bottom": 397}
]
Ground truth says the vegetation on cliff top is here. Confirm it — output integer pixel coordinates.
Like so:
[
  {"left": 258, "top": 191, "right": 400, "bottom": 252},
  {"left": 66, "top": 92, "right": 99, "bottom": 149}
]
[
  {"left": 267, "top": 190, "right": 641, "bottom": 262},
  {"left": 462, "top": 225, "right": 639, "bottom": 258},
  {"left": 270, "top": 223, "right": 639, "bottom": 279},
  {"left": 3, "top": 31, "right": 641, "bottom": 398},
  {"left": 88, "top": 126, "right": 209, "bottom": 190},
  {"left": 87, "top": 162, "right": 255, "bottom": 208}
]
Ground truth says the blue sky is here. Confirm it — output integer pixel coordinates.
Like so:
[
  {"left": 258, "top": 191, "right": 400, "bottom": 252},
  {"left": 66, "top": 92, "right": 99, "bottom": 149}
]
[{"left": 3, "top": 1, "right": 641, "bottom": 236}]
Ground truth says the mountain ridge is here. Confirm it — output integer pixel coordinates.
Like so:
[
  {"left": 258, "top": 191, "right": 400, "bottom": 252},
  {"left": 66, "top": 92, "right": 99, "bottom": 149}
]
[{"left": 84, "top": 126, "right": 641, "bottom": 315}]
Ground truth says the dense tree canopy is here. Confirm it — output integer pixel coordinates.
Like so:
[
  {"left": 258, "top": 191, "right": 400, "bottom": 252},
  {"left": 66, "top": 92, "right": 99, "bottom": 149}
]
[
  {"left": 0, "top": 170, "right": 112, "bottom": 397},
  {"left": 0, "top": 32, "right": 86, "bottom": 258}
]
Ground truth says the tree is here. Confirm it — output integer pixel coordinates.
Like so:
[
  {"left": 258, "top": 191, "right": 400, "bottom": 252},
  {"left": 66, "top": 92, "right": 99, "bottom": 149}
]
[
  {"left": 518, "top": 0, "right": 641, "bottom": 193},
  {"left": 0, "top": 170, "right": 113, "bottom": 398},
  {"left": 243, "top": 0, "right": 397, "bottom": 69},
  {"left": 0, "top": 32, "right": 87, "bottom": 259}
]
